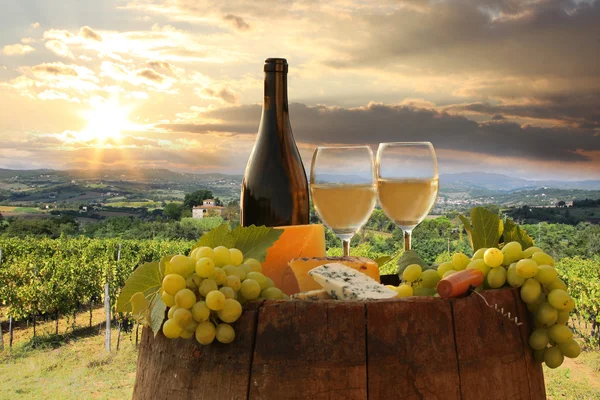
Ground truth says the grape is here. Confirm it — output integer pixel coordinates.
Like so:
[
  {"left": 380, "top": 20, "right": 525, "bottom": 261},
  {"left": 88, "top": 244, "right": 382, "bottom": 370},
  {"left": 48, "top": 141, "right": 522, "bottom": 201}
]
[
  {"left": 483, "top": 248, "right": 504, "bottom": 268},
  {"left": 443, "top": 270, "right": 457, "bottom": 278},
  {"left": 192, "top": 274, "right": 203, "bottom": 288},
  {"left": 239, "top": 264, "right": 253, "bottom": 276},
  {"left": 243, "top": 258, "right": 262, "bottom": 272},
  {"left": 544, "top": 346, "right": 564, "bottom": 369},
  {"left": 195, "top": 321, "right": 216, "bottom": 345},
  {"left": 172, "top": 308, "right": 193, "bottom": 326},
  {"left": 213, "top": 246, "right": 232, "bottom": 267},
  {"left": 420, "top": 269, "right": 441, "bottom": 288},
  {"left": 564, "top": 297, "right": 575, "bottom": 312},
  {"left": 195, "top": 246, "right": 215, "bottom": 261},
  {"left": 223, "top": 265, "right": 238, "bottom": 276},
  {"left": 556, "top": 310, "right": 570, "bottom": 325},
  {"left": 486, "top": 267, "right": 507, "bottom": 289},
  {"left": 515, "top": 259, "right": 538, "bottom": 278},
  {"left": 548, "top": 324, "right": 573, "bottom": 344},
  {"left": 246, "top": 272, "right": 269, "bottom": 290},
  {"left": 527, "top": 294, "right": 546, "bottom": 313},
  {"left": 231, "top": 266, "right": 247, "bottom": 281},
  {"left": 534, "top": 265, "right": 558, "bottom": 285},
  {"left": 169, "top": 254, "right": 193, "bottom": 276},
  {"left": 195, "top": 257, "right": 216, "bottom": 278},
  {"left": 529, "top": 328, "right": 550, "bottom": 350},
  {"left": 403, "top": 264, "right": 422, "bottom": 283},
  {"left": 161, "top": 291, "right": 175, "bottom": 307},
  {"left": 162, "top": 274, "right": 186, "bottom": 296},
  {"left": 162, "top": 319, "right": 182, "bottom": 339},
  {"left": 548, "top": 289, "right": 570, "bottom": 310},
  {"left": 206, "top": 290, "right": 226, "bottom": 310},
  {"left": 451, "top": 253, "right": 470, "bottom": 270},
  {"left": 237, "top": 291, "right": 247, "bottom": 305},
  {"left": 167, "top": 305, "right": 179, "bottom": 319},
  {"left": 502, "top": 241, "right": 523, "bottom": 265},
  {"left": 184, "top": 320, "right": 199, "bottom": 333},
  {"left": 548, "top": 278, "right": 568, "bottom": 291},
  {"left": 180, "top": 329, "right": 194, "bottom": 340},
  {"left": 396, "top": 284, "right": 413, "bottom": 298},
  {"left": 558, "top": 339, "right": 581, "bottom": 358},
  {"left": 536, "top": 303, "right": 558, "bottom": 327},
  {"left": 523, "top": 246, "right": 543, "bottom": 258},
  {"left": 413, "top": 287, "right": 437, "bottom": 297},
  {"left": 216, "top": 323, "right": 236, "bottom": 344},
  {"left": 199, "top": 279, "right": 218, "bottom": 297},
  {"left": 229, "top": 248, "right": 244, "bottom": 266},
  {"left": 507, "top": 263, "right": 525, "bottom": 288},
  {"left": 186, "top": 275, "right": 198, "bottom": 290},
  {"left": 265, "top": 277, "right": 275, "bottom": 288},
  {"left": 213, "top": 268, "right": 227, "bottom": 285},
  {"left": 472, "top": 248, "right": 487, "bottom": 260},
  {"left": 219, "top": 286, "right": 236, "bottom": 299},
  {"left": 225, "top": 275, "right": 242, "bottom": 291},
  {"left": 466, "top": 259, "right": 490, "bottom": 276},
  {"left": 533, "top": 348, "right": 546, "bottom": 363},
  {"left": 240, "top": 279, "right": 261, "bottom": 300},
  {"left": 521, "top": 279, "right": 541, "bottom": 304},
  {"left": 191, "top": 301, "right": 210, "bottom": 322},
  {"left": 531, "top": 252, "right": 555, "bottom": 267},
  {"left": 261, "top": 287, "right": 284, "bottom": 299},
  {"left": 189, "top": 247, "right": 200, "bottom": 260},
  {"left": 217, "top": 299, "right": 243, "bottom": 323},
  {"left": 174, "top": 288, "right": 196, "bottom": 309},
  {"left": 437, "top": 262, "right": 455, "bottom": 277}
]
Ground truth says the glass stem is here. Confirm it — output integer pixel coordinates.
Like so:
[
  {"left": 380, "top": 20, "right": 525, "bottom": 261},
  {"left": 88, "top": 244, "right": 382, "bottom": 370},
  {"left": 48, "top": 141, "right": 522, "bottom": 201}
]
[
  {"left": 342, "top": 239, "right": 351, "bottom": 257},
  {"left": 404, "top": 230, "right": 412, "bottom": 251}
]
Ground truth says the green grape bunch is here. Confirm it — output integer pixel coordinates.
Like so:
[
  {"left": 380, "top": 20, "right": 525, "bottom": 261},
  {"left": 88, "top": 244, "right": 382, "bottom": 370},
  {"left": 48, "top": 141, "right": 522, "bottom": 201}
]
[{"left": 160, "top": 247, "right": 285, "bottom": 345}]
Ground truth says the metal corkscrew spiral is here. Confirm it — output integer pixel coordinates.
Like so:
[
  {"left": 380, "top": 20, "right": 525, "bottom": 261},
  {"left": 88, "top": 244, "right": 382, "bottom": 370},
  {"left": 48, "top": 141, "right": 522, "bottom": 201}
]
[{"left": 470, "top": 288, "right": 524, "bottom": 326}]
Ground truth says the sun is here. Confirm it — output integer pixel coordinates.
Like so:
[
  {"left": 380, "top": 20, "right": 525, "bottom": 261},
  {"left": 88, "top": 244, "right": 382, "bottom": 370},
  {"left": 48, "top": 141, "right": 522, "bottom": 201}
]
[{"left": 80, "top": 99, "right": 134, "bottom": 143}]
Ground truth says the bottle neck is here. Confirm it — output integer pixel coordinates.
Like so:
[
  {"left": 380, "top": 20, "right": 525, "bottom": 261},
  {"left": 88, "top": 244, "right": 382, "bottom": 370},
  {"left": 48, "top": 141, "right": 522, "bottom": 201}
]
[{"left": 261, "top": 71, "right": 289, "bottom": 136}]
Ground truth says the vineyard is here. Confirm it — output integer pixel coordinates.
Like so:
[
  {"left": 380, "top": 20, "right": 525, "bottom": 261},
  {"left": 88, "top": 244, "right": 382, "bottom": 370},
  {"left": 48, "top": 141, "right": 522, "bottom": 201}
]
[{"left": 0, "top": 237, "right": 194, "bottom": 341}]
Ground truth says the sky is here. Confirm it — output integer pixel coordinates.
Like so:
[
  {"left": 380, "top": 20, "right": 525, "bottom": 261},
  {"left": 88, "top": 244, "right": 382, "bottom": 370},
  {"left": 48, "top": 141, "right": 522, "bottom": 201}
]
[{"left": 0, "top": 0, "right": 598, "bottom": 180}]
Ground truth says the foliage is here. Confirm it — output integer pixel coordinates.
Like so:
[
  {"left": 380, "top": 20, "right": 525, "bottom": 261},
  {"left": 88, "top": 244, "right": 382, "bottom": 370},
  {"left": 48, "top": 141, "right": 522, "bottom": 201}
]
[
  {"left": 183, "top": 189, "right": 214, "bottom": 209},
  {"left": 0, "top": 236, "right": 193, "bottom": 322},
  {"left": 163, "top": 203, "right": 183, "bottom": 220}
]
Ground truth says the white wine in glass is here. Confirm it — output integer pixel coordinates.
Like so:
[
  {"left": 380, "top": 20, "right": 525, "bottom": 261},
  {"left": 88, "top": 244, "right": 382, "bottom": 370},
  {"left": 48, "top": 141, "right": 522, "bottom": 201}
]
[
  {"left": 311, "top": 146, "right": 376, "bottom": 256},
  {"left": 376, "top": 142, "right": 439, "bottom": 251}
]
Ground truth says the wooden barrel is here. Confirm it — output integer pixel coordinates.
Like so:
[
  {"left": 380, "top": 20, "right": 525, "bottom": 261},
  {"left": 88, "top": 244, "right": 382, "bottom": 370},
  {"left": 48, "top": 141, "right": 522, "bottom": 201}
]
[{"left": 132, "top": 288, "right": 545, "bottom": 399}]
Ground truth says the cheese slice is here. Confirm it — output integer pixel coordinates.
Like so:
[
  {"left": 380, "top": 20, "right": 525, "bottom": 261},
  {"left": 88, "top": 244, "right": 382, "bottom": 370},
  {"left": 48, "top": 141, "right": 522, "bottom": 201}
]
[
  {"left": 261, "top": 224, "right": 326, "bottom": 294},
  {"left": 290, "top": 289, "right": 331, "bottom": 301},
  {"left": 309, "top": 263, "right": 397, "bottom": 300},
  {"left": 284, "top": 256, "right": 380, "bottom": 293}
]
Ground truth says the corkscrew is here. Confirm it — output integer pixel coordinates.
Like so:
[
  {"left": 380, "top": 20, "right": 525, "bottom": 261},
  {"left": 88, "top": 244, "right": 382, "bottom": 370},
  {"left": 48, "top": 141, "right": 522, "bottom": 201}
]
[{"left": 437, "top": 269, "right": 523, "bottom": 327}]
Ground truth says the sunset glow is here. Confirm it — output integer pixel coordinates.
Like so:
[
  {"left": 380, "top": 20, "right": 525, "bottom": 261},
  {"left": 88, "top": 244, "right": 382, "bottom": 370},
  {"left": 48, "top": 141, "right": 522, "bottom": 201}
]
[{"left": 79, "top": 99, "right": 132, "bottom": 143}]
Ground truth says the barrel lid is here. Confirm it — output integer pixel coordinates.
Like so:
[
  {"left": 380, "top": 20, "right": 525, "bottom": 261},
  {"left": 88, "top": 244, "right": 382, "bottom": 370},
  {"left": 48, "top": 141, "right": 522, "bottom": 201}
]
[{"left": 264, "top": 58, "right": 288, "bottom": 72}]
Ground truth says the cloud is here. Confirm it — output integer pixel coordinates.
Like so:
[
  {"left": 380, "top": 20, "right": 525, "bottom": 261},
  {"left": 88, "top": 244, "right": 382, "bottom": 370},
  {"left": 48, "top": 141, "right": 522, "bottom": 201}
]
[
  {"left": 31, "top": 63, "right": 79, "bottom": 77},
  {"left": 136, "top": 68, "right": 164, "bottom": 83},
  {"left": 45, "top": 40, "right": 74, "bottom": 59},
  {"left": 223, "top": 14, "right": 250, "bottom": 31},
  {"left": 80, "top": 26, "right": 103, "bottom": 42},
  {"left": 30, "top": 22, "right": 40, "bottom": 29},
  {"left": 2, "top": 43, "right": 35, "bottom": 56},
  {"left": 159, "top": 102, "right": 600, "bottom": 164},
  {"left": 196, "top": 86, "right": 239, "bottom": 104}
]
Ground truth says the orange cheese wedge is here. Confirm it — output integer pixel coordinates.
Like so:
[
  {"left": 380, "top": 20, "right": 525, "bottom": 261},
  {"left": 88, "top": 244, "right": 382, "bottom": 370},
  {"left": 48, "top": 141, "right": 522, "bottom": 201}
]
[
  {"left": 283, "top": 256, "right": 381, "bottom": 294},
  {"left": 261, "top": 224, "right": 326, "bottom": 294}
]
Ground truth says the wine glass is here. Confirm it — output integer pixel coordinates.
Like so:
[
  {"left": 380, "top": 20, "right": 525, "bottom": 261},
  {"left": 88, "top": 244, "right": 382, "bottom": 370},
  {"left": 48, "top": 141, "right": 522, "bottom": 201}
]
[
  {"left": 376, "top": 142, "right": 439, "bottom": 251},
  {"left": 310, "top": 146, "right": 376, "bottom": 256}
]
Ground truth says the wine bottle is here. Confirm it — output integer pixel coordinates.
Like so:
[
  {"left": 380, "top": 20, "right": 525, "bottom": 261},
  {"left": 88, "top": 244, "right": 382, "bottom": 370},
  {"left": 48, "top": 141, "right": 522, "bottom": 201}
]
[{"left": 240, "top": 58, "right": 309, "bottom": 227}]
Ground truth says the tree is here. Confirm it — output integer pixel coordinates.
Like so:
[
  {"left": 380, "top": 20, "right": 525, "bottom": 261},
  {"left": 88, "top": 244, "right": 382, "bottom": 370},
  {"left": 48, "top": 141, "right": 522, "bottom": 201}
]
[
  {"left": 223, "top": 200, "right": 240, "bottom": 221},
  {"left": 214, "top": 197, "right": 223, "bottom": 207},
  {"left": 164, "top": 203, "right": 183, "bottom": 220},
  {"left": 183, "top": 190, "right": 214, "bottom": 209}
]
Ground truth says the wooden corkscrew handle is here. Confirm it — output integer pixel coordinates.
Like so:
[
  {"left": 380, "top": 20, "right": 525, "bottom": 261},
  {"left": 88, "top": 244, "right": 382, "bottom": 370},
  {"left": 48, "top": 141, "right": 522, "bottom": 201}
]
[{"left": 437, "top": 269, "right": 484, "bottom": 298}]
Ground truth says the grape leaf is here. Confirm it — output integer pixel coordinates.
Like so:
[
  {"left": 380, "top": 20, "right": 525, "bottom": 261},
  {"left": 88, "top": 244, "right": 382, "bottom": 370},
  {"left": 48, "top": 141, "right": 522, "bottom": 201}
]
[
  {"left": 149, "top": 295, "right": 167, "bottom": 337},
  {"left": 194, "top": 223, "right": 236, "bottom": 249},
  {"left": 459, "top": 214, "right": 473, "bottom": 247},
  {"left": 116, "top": 261, "right": 162, "bottom": 313},
  {"left": 502, "top": 219, "right": 534, "bottom": 249},
  {"left": 374, "top": 256, "right": 391, "bottom": 267},
  {"left": 231, "top": 225, "right": 283, "bottom": 261},
  {"left": 470, "top": 207, "right": 503, "bottom": 250},
  {"left": 396, "top": 250, "right": 431, "bottom": 276}
]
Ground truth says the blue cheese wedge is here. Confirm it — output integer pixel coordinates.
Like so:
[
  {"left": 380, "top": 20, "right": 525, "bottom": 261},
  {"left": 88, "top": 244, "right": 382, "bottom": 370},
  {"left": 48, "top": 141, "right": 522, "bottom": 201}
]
[
  {"left": 290, "top": 289, "right": 331, "bottom": 301},
  {"left": 308, "top": 263, "right": 398, "bottom": 300}
]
